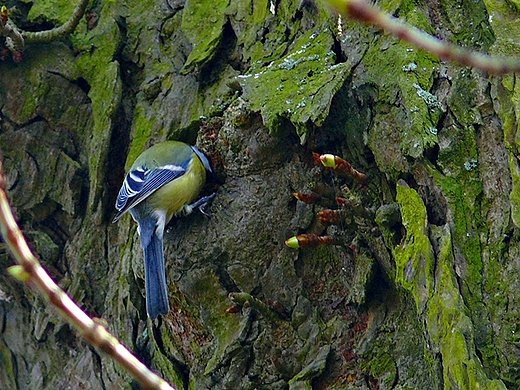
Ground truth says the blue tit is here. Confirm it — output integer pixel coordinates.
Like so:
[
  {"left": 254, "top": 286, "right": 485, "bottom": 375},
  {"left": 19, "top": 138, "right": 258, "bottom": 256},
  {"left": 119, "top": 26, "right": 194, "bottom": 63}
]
[{"left": 113, "top": 141, "right": 213, "bottom": 319}]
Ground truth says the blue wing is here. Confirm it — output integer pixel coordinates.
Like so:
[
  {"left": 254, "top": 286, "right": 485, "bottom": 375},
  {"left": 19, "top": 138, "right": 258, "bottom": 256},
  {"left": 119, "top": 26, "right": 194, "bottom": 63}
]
[{"left": 113, "top": 161, "right": 189, "bottom": 222}]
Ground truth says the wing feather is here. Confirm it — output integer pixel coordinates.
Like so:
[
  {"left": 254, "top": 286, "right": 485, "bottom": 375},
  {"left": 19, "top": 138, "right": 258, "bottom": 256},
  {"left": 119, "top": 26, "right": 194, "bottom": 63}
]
[{"left": 113, "top": 163, "right": 187, "bottom": 222}]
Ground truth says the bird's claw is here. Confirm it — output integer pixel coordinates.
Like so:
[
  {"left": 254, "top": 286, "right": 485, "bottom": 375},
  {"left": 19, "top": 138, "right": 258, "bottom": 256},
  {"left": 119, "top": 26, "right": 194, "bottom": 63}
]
[{"left": 189, "top": 193, "right": 216, "bottom": 216}]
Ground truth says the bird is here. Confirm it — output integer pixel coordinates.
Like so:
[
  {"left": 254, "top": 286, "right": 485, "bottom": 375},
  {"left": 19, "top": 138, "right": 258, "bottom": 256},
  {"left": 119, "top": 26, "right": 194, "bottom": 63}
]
[{"left": 113, "top": 140, "right": 213, "bottom": 319}]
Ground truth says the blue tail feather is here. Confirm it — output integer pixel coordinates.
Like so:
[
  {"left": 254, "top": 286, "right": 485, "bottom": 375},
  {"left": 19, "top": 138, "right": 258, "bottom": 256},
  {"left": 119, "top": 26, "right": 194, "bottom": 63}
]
[{"left": 143, "top": 232, "right": 169, "bottom": 319}]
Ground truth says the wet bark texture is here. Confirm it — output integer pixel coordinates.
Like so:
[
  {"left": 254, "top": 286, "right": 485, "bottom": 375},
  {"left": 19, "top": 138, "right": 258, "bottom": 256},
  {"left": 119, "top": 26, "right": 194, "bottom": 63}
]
[{"left": 0, "top": 0, "right": 519, "bottom": 389}]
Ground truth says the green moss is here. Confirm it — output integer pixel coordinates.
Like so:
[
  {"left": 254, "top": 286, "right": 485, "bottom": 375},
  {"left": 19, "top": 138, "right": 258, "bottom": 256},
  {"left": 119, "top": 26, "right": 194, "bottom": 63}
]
[
  {"left": 510, "top": 163, "right": 520, "bottom": 227},
  {"left": 362, "top": 1, "right": 440, "bottom": 179},
  {"left": 359, "top": 352, "right": 397, "bottom": 388},
  {"left": 426, "top": 113, "right": 485, "bottom": 318},
  {"left": 153, "top": 351, "right": 186, "bottom": 390},
  {"left": 506, "top": 98, "right": 520, "bottom": 227},
  {"left": 484, "top": 0, "right": 520, "bottom": 56},
  {"left": 428, "top": 171, "right": 483, "bottom": 285},
  {"left": 394, "top": 182, "right": 435, "bottom": 308},
  {"left": 482, "top": 3, "right": 520, "bottom": 382},
  {"left": 71, "top": 2, "right": 122, "bottom": 213},
  {"left": 288, "top": 345, "right": 330, "bottom": 389},
  {"left": 121, "top": 0, "right": 159, "bottom": 66},
  {"left": 0, "top": 340, "right": 16, "bottom": 389},
  {"left": 365, "top": 40, "right": 439, "bottom": 156},
  {"left": 178, "top": 269, "right": 242, "bottom": 376},
  {"left": 448, "top": 72, "right": 482, "bottom": 127},
  {"left": 390, "top": 0, "right": 435, "bottom": 33},
  {"left": 235, "top": 0, "right": 334, "bottom": 66},
  {"left": 121, "top": 0, "right": 240, "bottom": 142},
  {"left": 181, "top": 0, "right": 230, "bottom": 73},
  {"left": 25, "top": 0, "right": 77, "bottom": 25},
  {"left": 395, "top": 185, "right": 506, "bottom": 388},
  {"left": 16, "top": 83, "right": 43, "bottom": 124},
  {"left": 240, "top": 28, "right": 352, "bottom": 142},
  {"left": 426, "top": 226, "right": 506, "bottom": 390},
  {"left": 440, "top": 0, "right": 494, "bottom": 48},
  {"left": 492, "top": 65, "right": 520, "bottom": 227},
  {"left": 3, "top": 50, "right": 75, "bottom": 125},
  {"left": 228, "top": 0, "right": 270, "bottom": 63},
  {"left": 357, "top": 291, "right": 440, "bottom": 388},
  {"left": 152, "top": 286, "right": 202, "bottom": 390},
  {"left": 485, "top": 0, "right": 520, "bottom": 229},
  {"left": 125, "top": 102, "right": 153, "bottom": 170}
]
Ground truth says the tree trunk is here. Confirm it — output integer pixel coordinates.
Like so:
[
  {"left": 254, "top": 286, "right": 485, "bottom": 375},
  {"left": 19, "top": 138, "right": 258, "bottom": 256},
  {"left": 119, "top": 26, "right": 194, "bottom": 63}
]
[{"left": 0, "top": 0, "right": 519, "bottom": 389}]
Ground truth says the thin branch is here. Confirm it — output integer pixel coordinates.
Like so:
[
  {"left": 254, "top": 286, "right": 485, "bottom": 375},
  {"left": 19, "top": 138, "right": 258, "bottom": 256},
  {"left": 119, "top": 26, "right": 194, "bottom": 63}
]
[
  {"left": 0, "top": 158, "right": 176, "bottom": 390},
  {"left": 229, "top": 292, "right": 285, "bottom": 324},
  {"left": 0, "top": 0, "right": 89, "bottom": 61},
  {"left": 0, "top": 20, "right": 25, "bottom": 52},
  {"left": 25, "top": 0, "right": 90, "bottom": 44},
  {"left": 327, "top": 0, "right": 520, "bottom": 75}
]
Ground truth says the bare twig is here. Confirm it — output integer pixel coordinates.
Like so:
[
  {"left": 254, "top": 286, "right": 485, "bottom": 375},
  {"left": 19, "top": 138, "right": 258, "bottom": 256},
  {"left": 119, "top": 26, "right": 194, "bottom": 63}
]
[
  {"left": 0, "top": 158, "right": 176, "bottom": 390},
  {"left": 327, "top": 0, "right": 520, "bottom": 74},
  {"left": 0, "top": 0, "right": 90, "bottom": 60},
  {"left": 25, "top": 0, "right": 90, "bottom": 44},
  {"left": 0, "top": 11, "right": 25, "bottom": 52},
  {"left": 229, "top": 292, "right": 284, "bottom": 324}
]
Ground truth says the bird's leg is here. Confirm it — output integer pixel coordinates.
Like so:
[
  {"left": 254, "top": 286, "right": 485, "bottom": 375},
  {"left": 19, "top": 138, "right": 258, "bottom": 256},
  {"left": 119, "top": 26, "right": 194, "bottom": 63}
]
[{"left": 186, "top": 193, "right": 216, "bottom": 216}]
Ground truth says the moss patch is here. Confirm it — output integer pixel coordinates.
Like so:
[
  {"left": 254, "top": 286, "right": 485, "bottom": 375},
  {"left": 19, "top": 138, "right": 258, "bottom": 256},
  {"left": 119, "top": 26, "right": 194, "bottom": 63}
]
[
  {"left": 25, "top": 0, "right": 78, "bottom": 26},
  {"left": 124, "top": 102, "right": 154, "bottom": 170},
  {"left": 176, "top": 268, "right": 243, "bottom": 377},
  {"left": 426, "top": 225, "right": 506, "bottom": 390},
  {"left": 66, "top": 1, "right": 122, "bottom": 212},
  {"left": 363, "top": 23, "right": 440, "bottom": 179},
  {"left": 484, "top": 0, "right": 520, "bottom": 227},
  {"left": 239, "top": 28, "right": 352, "bottom": 143},
  {"left": 394, "top": 182, "right": 434, "bottom": 310},
  {"left": 181, "top": 0, "right": 230, "bottom": 73},
  {"left": 395, "top": 183, "right": 506, "bottom": 389}
]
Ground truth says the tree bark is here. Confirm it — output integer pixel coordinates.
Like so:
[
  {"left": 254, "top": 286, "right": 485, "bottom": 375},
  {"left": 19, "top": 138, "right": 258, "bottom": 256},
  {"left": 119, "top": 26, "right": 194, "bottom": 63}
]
[{"left": 1, "top": 0, "right": 519, "bottom": 389}]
